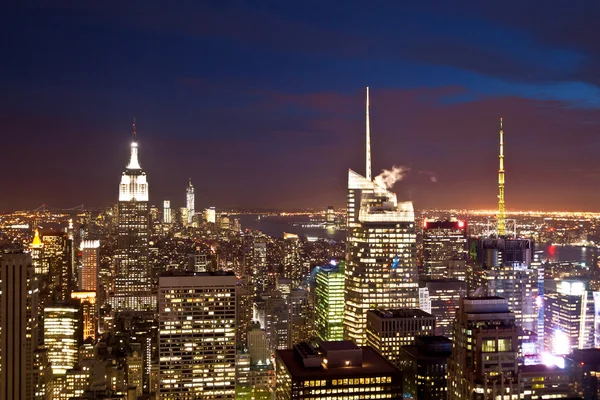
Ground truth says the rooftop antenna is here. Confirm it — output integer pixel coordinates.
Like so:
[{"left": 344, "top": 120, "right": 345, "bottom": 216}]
[
  {"left": 133, "top": 117, "right": 137, "bottom": 141},
  {"left": 498, "top": 117, "right": 506, "bottom": 236},
  {"left": 366, "top": 87, "right": 371, "bottom": 181}
]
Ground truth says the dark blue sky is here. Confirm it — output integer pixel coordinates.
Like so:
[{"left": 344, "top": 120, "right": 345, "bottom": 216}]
[{"left": 3, "top": 1, "right": 600, "bottom": 211}]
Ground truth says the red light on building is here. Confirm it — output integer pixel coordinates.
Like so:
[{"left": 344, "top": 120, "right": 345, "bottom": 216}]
[{"left": 423, "top": 220, "right": 428, "bottom": 228}]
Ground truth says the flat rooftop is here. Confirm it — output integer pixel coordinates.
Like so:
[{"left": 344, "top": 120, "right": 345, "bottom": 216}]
[
  {"left": 276, "top": 346, "right": 400, "bottom": 380},
  {"left": 368, "top": 309, "right": 434, "bottom": 319},
  {"left": 319, "top": 341, "right": 360, "bottom": 352}
]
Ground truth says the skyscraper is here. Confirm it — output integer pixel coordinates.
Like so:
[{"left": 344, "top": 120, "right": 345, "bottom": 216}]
[
  {"left": 186, "top": 178, "right": 194, "bottom": 226},
  {"left": 158, "top": 271, "right": 236, "bottom": 399},
  {"left": 448, "top": 297, "right": 519, "bottom": 400},
  {"left": 544, "top": 279, "right": 595, "bottom": 354},
  {"left": 422, "top": 219, "right": 468, "bottom": 279},
  {"left": 43, "top": 303, "right": 80, "bottom": 376},
  {"left": 315, "top": 261, "right": 345, "bottom": 341},
  {"left": 79, "top": 240, "right": 99, "bottom": 292},
  {"left": 470, "top": 238, "right": 538, "bottom": 332},
  {"left": 344, "top": 87, "right": 418, "bottom": 345},
  {"left": 418, "top": 278, "right": 466, "bottom": 339},
  {"left": 0, "top": 252, "right": 39, "bottom": 400},
  {"left": 113, "top": 123, "right": 153, "bottom": 311},
  {"left": 163, "top": 200, "right": 171, "bottom": 224},
  {"left": 42, "top": 232, "right": 73, "bottom": 302},
  {"left": 30, "top": 229, "right": 44, "bottom": 274}
]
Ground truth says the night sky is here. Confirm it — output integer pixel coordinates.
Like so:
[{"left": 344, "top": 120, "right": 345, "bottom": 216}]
[{"left": 3, "top": 1, "right": 600, "bottom": 212}]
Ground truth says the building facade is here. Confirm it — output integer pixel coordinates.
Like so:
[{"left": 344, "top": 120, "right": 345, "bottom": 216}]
[
  {"left": 422, "top": 220, "right": 468, "bottom": 279},
  {"left": 315, "top": 261, "right": 345, "bottom": 341},
  {"left": 114, "top": 135, "right": 153, "bottom": 311},
  {"left": 344, "top": 170, "right": 418, "bottom": 345},
  {"left": 158, "top": 272, "right": 236, "bottom": 399}
]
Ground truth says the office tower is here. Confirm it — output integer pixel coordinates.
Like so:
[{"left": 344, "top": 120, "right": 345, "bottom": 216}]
[
  {"left": 80, "top": 240, "right": 99, "bottom": 292},
  {"left": 471, "top": 238, "right": 538, "bottom": 332},
  {"left": 33, "top": 348, "right": 52, "bottom": 400},
  {"left": 275, "top": 341, "right": 403, "bottom": 399},
  {"left": 315, "top": 261, "right": 345, "bottom": 341},
  {"left": 422, "top": 219, "right": 468, "bottom": 279},
  {"left": 163, "top": 200, "right": 171, "bottom": 224},
  {"left": 544, "top": 279, "right": 595, "bottom": 354},
  {"left": 114, "top": 124, "right": 153, "bottom": 312},
  {"left": 418, "top": 278, "right": 466, "bottom": 339},
  {"left": 42, "top": 232, "right": 73, "bottom": 302},
  {"left": 188, "top": 253, "right": 210, "bottom": 272},
  {"left": 71, "top": 291, "right": 97, "bottom": 341},
  {"left": 265, "top": 291, "right": 289, "bottom": 352},
  {"left": 326, "top": 206, "right": 334, "bottom": 226},
  {"left": 0, "top": 252, "right": 38, "bottom": 400},
  {"left": 283, "top": 233, "right": 303, "bottom": 286},
  {"left": 518, "top": 364, "right": 571, "bottom": 400},
  {"left": 180, "top": 207, "right": 188, "bottom": 225},
  {"left": 252, "top": 239, "right": 269, "bottom": 296},
  {"left": 219, "top": 214, "right": 231, "bottom": 230},
  {"left": 287, "top": 288, "right": 313, "bottom": 347},
  {"left": 344, "top": 88, "right": 418, "bottom": 345},
  {"left": 30, "top": 228, "right": 44, "bottom": 274},
  {"left": 186, "top": 178, "right": 194, "bottom": 226},
  {"left": 205, "top": 207, "right": 216, "bottom": 223},
  {"left": 237, "top": 277, "right": 254, "bottom": 350},
  {"left": 366, "top": 309, "right": 435, "bottom": 367},
  {"left": 52, "top": 367, "right": 90, "bottom": 399},
  {"left": 399, "top": 336, "right": 452, "bottom": 400},
  {"left": 497, "top": 118, "right": 506, "bottom": 236},
  {"left": 44, "top": 303, "right": 81, "bottom": 375},
  {"left": 158, "top": 272, "right": 236, "bottom": 399},
  {"left": 248, "top": 323, "right": 270, "bottom": 365},
  {"left": 448, "top": 297, "right": 519, "bottom": 400},
  {"left": 127, "top": 344, "right": 144, "bottom": 398}
]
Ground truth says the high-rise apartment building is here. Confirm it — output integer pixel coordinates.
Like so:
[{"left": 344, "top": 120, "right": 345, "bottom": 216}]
[
  {"left": 344, "top": 170, "right": 418, "bottom": 345},
  {"left": 448, "top": 297, "right": 519, "bottom": 400},
  {"left": 158, "top": 272, "right": 236, "bottom": 399},
  {"left": 186, "top": 179, "right": 194, "bottom": 226},
  {"left": 114, "top": 130, "right": 153, "bottom": 311},
  {"left": 544, "top": 279, "right": 595, "bottom": 354},
  {"left": 422, "top": 219, "right": 468, "bottom": 279},
  {"left": 80, "top": 240, "right": 99, "bottom": 292},
  {"left": 44, "top": 303, "right": 81, "bottom": 375},
  {"left": 163, "top": 200, "right": 171, "bottom": 224},
  {"left": 366, "top": 309, "right": 435, "bottom": 367},
  {"left": 275, "top": 341, "right": 403, "bottom": 399},
  {"left": 418, "top": 278, "right": 466, "bottom": 339},
  {"left": 0, "top": 252, "right": 39, "bottom": 400},
  {"left": 470, "top": 238, "right": 538, "bottom": 332},
  {"left": 315, "top": 261, "right": 345, "bottom": 341}
]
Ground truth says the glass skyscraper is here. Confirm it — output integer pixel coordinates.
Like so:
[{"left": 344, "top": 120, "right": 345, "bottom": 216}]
[
  {"left": 344, "top": 169, "right": 418, "bottom": 345},
  {"left": 315, "top": 261, "right": 345, "bottom": 341}
]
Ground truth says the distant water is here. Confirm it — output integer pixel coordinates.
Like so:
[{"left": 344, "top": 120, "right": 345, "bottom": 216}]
[
  {"left": 540, "top": 244, "right": 598, "bottom": 267},
  {"left": 237, "top": 215, "right": 346, "bottom": 241}
]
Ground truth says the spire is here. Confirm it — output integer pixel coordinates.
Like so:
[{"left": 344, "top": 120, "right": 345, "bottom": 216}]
[
  {"left": 366, "top": 86, "right": 372, "bottom": 181},
  {"left": 31, "top": 228, "right": 42, "bottom": 247},
  {"left": 126, "top": 120, "right": 141, "bottom": 170},
  {"left": 189, "top": 178, "right": 192, "bottom": 187},
  {"left": 498, "top": 117, "right": 506, "bottom": 236}
]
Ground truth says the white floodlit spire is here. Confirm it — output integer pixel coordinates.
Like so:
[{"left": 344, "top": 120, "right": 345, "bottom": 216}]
[{"left": 366, "top": 87, "right": 371, "bottom": 181}]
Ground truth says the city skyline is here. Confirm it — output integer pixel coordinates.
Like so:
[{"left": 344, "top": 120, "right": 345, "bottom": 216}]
[{"left": 4, "top": 2, "right": 600, "bottom": 212}]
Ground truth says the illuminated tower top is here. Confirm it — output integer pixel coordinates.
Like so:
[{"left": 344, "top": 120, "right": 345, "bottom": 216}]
[
  {"left": 366, "top": 86, "right": 371, "bottom": 181},
  {"left": 186, "top": 178, "right": 195, "bottom": 225},
  {"left": 498, "top": 117, "right": 506, "bottom": 236},
  {"left": 31, "top": 228, "right": 42, "bottom": 248},
  {"left": 119, "top": 120, "right": 148, "bottom": 201}
]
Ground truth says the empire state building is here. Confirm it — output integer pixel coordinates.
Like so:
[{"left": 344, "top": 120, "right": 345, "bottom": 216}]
[{"left": 113, "top": 124, "right": 154, "bottom": 311}]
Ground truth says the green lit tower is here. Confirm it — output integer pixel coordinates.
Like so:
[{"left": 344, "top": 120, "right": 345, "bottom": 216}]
[{"left": 315, "top": 261, "right": 345, "bottom": 341}]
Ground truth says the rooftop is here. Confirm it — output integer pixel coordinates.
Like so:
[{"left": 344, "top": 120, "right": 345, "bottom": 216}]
[
  {"left": 276, "top": 346, "right": 400, "bottom": 380},
  {"left": 368, "top": 309, "right": 434, "bottom": 319}
]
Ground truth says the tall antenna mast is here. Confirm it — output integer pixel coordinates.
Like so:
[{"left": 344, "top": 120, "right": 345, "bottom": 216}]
[
  {"left": 366, "top": 87, "right": 371, "bottom": 181},
  {"left": 133, "top": 117, "right": 137, "bottom": 141},
  {"left": 498, "top": 117, "right": 506, "bottom": 236}
]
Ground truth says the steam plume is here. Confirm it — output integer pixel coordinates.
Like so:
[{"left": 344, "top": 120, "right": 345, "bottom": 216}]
[{"left": 374, "top": 166, "right": 409, "bottom": 189}]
